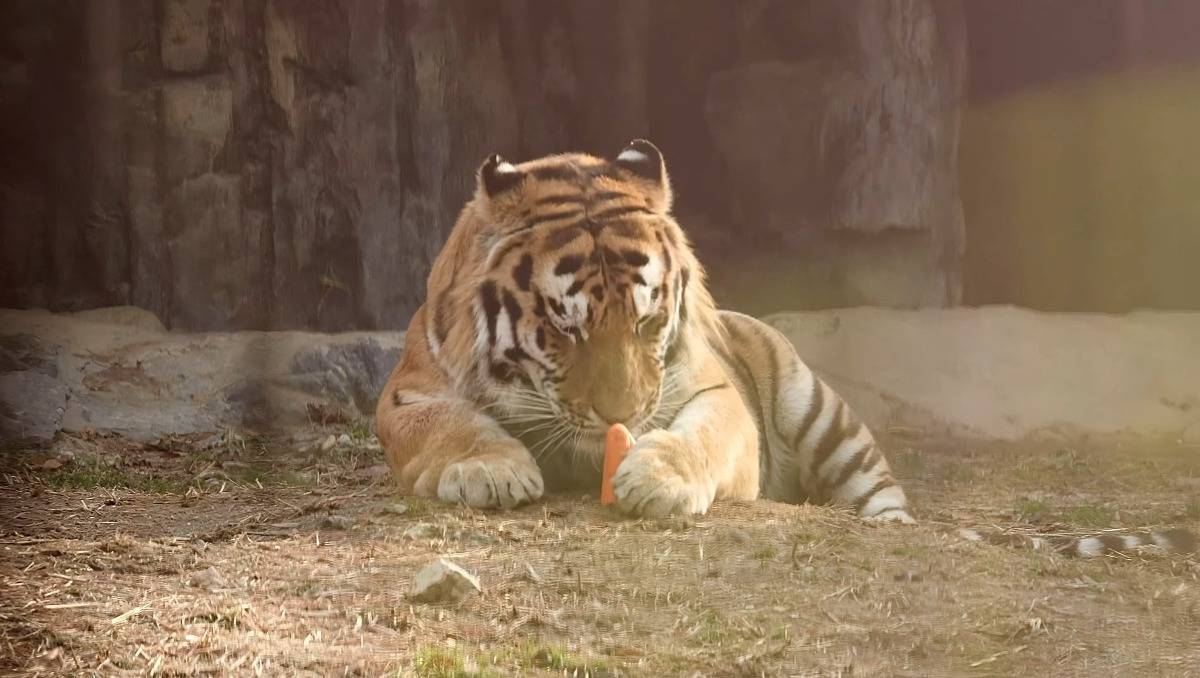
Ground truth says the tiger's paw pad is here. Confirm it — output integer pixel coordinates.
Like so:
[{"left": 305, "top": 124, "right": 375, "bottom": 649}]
[
  {"left": 437, "top": 455, "right": 544, "bottom": 509},
  {"left": 863, "top": 508, "right": 916, "bottom": 525},
  {"left": 610, "top": 445, "right": 711, "bottom": 519}
]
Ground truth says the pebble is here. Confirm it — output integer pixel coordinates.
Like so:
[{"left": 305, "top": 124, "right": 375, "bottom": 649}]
[
  {"left": 409, "top": 558, "right": 481, "bottom": 604},
  {"left": 321, "top": 515, "right": 355, "bottom": 530},
  {"left": 188, "top": 566, "right": 225, "bottom": 590},
  {"left": 404, "top": 523, "right": 439, "bottom": 540},
  {"left": 337, "top": 433, "right": 351, "bottom": 446},
  {"left": 380, "top": 502, "right": 409, "bottom": 516}
]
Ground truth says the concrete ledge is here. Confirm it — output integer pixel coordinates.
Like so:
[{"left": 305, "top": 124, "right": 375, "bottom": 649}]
[
  {"left": 3, "top": 306, "right": 1198, "bottom": 445},
  {"left": 765, "top": 306, "right": 1200, "bottom": 442}
]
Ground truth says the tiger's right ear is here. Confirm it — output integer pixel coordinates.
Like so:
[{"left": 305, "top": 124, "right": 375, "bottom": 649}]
[{"left": 478, "top": 154, "right": 525, "bottom": 198}]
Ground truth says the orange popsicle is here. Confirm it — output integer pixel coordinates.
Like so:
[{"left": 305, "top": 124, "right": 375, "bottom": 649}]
[{"left": 600, "top": 423, "right": 635, "bottom": 505}]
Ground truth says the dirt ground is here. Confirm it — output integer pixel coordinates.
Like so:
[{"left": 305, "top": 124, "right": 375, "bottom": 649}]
[{"left": 1, "top": 429, "right": 1198, "bottom": 677}]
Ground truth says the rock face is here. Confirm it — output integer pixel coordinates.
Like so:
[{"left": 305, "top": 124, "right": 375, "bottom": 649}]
[
  {"left": 704, "top": 0, "right": 966, "bottom": 309},
  {"left": 0, "top": 1, "right": 967, "bottom": 331}
]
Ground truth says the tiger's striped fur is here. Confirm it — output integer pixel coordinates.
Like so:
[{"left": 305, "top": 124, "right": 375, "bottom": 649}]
[
  {"left": 375, "top": 140, "right": 912, "bottom": 522},
  {"left": 957, "top": 526, "right": 1198, "bottom": 558}
]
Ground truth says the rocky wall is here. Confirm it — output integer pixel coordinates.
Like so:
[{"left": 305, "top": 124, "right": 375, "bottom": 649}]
[{"left": 0, "top": 0, "right": 967, "bottom": 330}]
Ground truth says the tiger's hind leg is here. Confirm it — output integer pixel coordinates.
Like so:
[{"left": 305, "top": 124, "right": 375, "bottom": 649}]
[{"left": 716, "top": 311, "right": 914, "bottom": 523}]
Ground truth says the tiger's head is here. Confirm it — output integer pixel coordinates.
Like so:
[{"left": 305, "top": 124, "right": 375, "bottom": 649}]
[{"left": 435, "top": 140, "right": 722, "bottom": 459}]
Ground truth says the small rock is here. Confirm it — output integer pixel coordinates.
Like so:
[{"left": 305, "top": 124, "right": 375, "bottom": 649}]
[
  {"left": 460, "top": 531, "right": 498, "bottom": 546},
  {"left": 337, "top": 433, "right": 352, "bottom": 446},
  {"left": 194, "top": 469, "right": 231, "bottom": 489},
  {"left": 409, "top": 558, "right": 481, "bottom": 604},
  {"left": 353, "top": 463, "right": 389, "bottom": 481},
  {"left": 188, "top": 566, "right": 225, "bottom": 590},
  {"left": 380, "top": 502, "right": 409, "bottom": 516},
  {"left": 320, "top": 434, "right": 337, "bottom": 452},
  {"left": 322, "top": 515, "right": 355, "bottom": 530},
  {"left": 40, "top": 458, "right": 63, "bottom": 471},
  {"left": 404, "top": 523, "right": 439, "bottom": 540}
]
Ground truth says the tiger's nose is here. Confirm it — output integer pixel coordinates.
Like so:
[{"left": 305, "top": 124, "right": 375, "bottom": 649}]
[{"left": 592, "top": 403, "right": 637, "bottom": 426}]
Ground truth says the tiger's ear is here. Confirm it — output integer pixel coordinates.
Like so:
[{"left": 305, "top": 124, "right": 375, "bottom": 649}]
[
  {"left": 615, "top": 139, "right": 672, "bottom": 211},
  {"left": 478, "top": 153, "right": 525, "bottom": 198}
]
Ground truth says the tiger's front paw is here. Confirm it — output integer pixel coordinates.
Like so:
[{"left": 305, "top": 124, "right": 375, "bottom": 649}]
[
  {"left": 610, "top": 431, "right": 713, "bottom": 518},
  {"left": 437, "top": 453, "right": 544, "bottom": 509}
]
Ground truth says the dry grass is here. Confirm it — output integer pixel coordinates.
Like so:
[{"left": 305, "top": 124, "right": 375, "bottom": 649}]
[{"left": 1, "top": 431, "right": 1198, "bottom": 676}]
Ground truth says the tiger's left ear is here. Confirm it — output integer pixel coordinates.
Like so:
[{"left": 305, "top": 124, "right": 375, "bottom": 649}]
[
  {"left": 478, "top": 153, "right": 526, "bottom": 199},
  {"left": 615, "top": 139, "right": 672, "bottom": 212}
]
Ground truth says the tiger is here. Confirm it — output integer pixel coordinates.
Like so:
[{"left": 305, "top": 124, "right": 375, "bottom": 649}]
[{"left": 374, "top": 139, "right": 913, "bottom": 523}]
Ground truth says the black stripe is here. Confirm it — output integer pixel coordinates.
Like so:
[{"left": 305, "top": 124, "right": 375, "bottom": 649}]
[
  {"left": 591, "top": 204, "right": 655, "bottom": 222},
  {"left": 513, "top": 254, "right": 533, "bottom": 291},
  {"left": 501, "top": 287, "right": 523, "bottom": 328},
  {"left": 791, "top": 379, "right": 824, "bottom": 450},
  {"left": 828, "top": 441, "right": 873, "bottom": 490},
  {"left": 566, "top": 279, "right": 585, "bottom": 296},
  {"left": 585, "top": 162, "right": 623, "bottom": 181},
  {"left": 479, "top": 281, "right": 501, "bottom": 347},
  {"left": 1097, "top": 534, "right": 1129, "bottom": 553},
  {"left": 599, "top": 247, "right": 623, "bottom": 268},
  {"left": 729, "top": 321, "right": 790, "bottom": 446},
  {"left": 621, "top": 249, "right": 650, "bottom": 267},
  {"left": 714, "top": 342, "right": 770, "bottom": 474},
  {"left": 490, "top": 361, "right": 516, "bottom": 383},
  {"left": 608, "top": 221, "right": 643, "bottom": 239},
  {"left": 544, "top": 224, "right": 585, "bottom": 250},
  {"left": 554, "top": 254, "right": 585, "bottom": 276},
  {"left": 1162, "top": 528, "right": 1198, "bottom": 552},
  {"left": 535, "top": 193, "right": 585, "bottom": 206},
  {"left": 667, "top": 383, "right": 731, "bottom": 426},
  {"left": 808, "top": 401, "right": 847, "bottom": 478},
  {"left": 528, "top": 209, "right": 583, "bottom": 228},
  {"left": 852, "top": 478, "right": 896, "bottom": 512},
  {"left": 591, "top": 190, "right": 633, "bottom": 203}
]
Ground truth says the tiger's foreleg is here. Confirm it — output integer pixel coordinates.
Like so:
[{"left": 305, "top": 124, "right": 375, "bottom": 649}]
[
  {"left": 375, "top": 309, "right": 543, "bottom": 509},
  {"left": 610, "top": 358, "right": 761, "bottom": 518}
]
